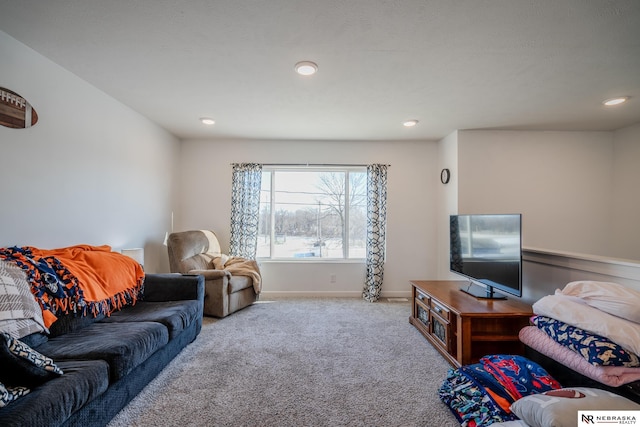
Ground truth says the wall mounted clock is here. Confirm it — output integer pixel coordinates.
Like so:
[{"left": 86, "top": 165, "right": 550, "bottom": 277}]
[{"left": 440, "top": 168, "right": 450, "bottom": 184}]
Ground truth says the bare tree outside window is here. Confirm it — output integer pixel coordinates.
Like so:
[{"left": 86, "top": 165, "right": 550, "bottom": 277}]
[{"left": 256, "top": 168, "right": 366, "bottom": 259}]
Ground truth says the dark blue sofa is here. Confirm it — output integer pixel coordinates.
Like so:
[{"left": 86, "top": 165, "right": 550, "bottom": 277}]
[{"left": 0, "top": 273, "right": 204, "bottom": 427}]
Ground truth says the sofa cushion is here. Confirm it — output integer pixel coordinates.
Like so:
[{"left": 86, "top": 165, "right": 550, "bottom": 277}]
[
  {"left": 18, "top": 331, "right": 48, "bottom": 348},
  {"left": 99, "top": 300, "right": 201, "bottom": 339},
  {"left": 0, "top": 359, "right": 109, "bottom": 427},
  {"left": 35, "top": 321, "right": 168, "bottom": 382},
  {"left": 48, "top": 312, "right": 106, "bottom": 338},
  {"left": 0, "top": 332, "right": 63, "bottom": 388}
]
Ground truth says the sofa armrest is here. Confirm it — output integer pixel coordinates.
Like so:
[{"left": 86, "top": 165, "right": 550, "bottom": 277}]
[
  {"left": 188, "top": 269, "right": 231, "bottom": 280},
  {"left": 143, "top": 273, "right": 205, "bottom": 303}
]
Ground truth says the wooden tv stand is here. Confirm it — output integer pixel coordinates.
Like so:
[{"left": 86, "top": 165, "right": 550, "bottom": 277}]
[{"left": 409, "top": 280, "right": 533, "bottom": 367}]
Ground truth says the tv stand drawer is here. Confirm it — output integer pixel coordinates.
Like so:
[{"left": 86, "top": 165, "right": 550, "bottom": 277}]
[{"left": 430, "top": 300, "right": 450, "bottom": 321}]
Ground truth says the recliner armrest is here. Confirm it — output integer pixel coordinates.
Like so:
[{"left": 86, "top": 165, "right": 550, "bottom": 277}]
[
  {"left": 143, "top": 273, "right": 205, "bottom": 303},
  {"left": 188, "top": 269, "right": 231, "bottom": 280}
]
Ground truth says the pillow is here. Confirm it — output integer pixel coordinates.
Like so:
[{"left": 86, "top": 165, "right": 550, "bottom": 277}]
[
  {"left": 557, "top": 281, "right": 640, "bottom": 324},
  {"left": 0, "top": 332, "right": 63, "bottom": 388},
  {"left": 0, "top": 259, "right": 48, "bottom": 338},
  {"left": 511, "top": 387, "right": 640, "bottom": 427},
  {"left": 0, "top": 381, "right": 30, "bottom": 408}
]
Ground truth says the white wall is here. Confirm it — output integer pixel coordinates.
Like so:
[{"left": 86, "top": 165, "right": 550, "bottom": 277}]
[
  {"left": 437, "top": 127, "right": 640, "bottom": 301},
  {"left": 611, "top": 123, "right": 640, "bottom": 261},
  {"left": 437, "top": 131, "right": 459, "bottom": 278},
  {"left": 456, "top": 130, "right": 617, "bottom": 257},
  {"left": 0, "top": 31, "right": 179, "bottom": 273},
  {"left": 177, "top": 138, "right": 438, "bottom": 297}
]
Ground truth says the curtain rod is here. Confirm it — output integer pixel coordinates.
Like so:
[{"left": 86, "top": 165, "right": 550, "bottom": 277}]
[{"left": 231, "top": 163, "right": 390, "bottom": 167}]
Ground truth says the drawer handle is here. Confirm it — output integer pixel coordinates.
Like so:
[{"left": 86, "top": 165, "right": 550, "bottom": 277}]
[{"left": 434, "top": 306, "right": 443, "bottom": 314}]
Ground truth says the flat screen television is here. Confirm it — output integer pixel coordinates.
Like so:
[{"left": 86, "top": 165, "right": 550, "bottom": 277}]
[{"left": 450, "top": 214, "right": 522, "bottom": 299}]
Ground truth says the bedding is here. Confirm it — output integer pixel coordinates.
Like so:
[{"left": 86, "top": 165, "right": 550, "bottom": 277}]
[
  {"left": 532, "top": 294, "right": 640, "bottom": 357},
  {"left": 439, "top": 366, "right": 516, "bottom": 427},
  {"left": 0, "top": 245, "right": 144, "bottom": 328},
  {"left": 487, "top": 422, "right": 529, "bottom": 427},
  {"left": 557, "top": 281, "right": 640, "bottom": 324},
  {"left": 439, "top": 354, "right": 560, "bottom": 427},
  {"left": 531, "top": 315, "right": 640, "bottom": 367},
  {"left": 519, "top": 326, "right": 640, "bottom": 387}
]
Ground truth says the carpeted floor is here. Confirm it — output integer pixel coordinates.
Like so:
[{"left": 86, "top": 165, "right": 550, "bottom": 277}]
[{"left": 107, "top": 297, "right": 460, "bottom": 427}]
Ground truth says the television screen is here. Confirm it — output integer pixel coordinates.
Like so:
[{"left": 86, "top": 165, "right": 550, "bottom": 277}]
[{"left": 450, "top": 214, "right": 522, "bottom": 299}]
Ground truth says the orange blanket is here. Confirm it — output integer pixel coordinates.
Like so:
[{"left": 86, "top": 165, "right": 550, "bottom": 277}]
[{"left": 0, "top": 245, "right": 144, "bottom": 328}]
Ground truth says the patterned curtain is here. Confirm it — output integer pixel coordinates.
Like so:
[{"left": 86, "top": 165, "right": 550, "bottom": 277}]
[
  {"left": 229, "top": 163, "right": 262, "bottom": 259},
  {"left": 362, "top": 164, "right": 388, "bottom": 302}
]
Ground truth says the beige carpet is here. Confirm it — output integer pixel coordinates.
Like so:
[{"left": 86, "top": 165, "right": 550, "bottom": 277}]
[{"left": 107, "top": 297, "right": 459, "bottom": 427}]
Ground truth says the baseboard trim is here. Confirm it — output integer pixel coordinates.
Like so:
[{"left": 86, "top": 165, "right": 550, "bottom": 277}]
[{"left": 260, "top": 290, "right": 412, "bottom": 299}]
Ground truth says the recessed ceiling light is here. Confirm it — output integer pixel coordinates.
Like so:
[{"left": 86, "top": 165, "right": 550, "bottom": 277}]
[
  {"left": 200, "top": 117, "right": 215, "bottom": 125},
  {"left": 294, "top": 61, "right": 318, "bottom": 76},
  {"left": 403, "top": 120, "right": 419, "bottom": 127},
  {"left": 603, "top": 97, "right": 629, "bottom": 106}
]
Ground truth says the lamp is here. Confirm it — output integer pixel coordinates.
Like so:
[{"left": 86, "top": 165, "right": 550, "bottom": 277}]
[{"left": 122, "top": 248, "right": 144, "bottom": 267}]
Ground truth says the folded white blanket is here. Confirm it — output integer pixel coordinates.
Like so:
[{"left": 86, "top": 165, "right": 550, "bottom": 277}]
[
  {"left": 557, "top": 281, "right": 640, "bottom": 324},
  {"left": 532, "top": 294, "right": 640, "bottom": 357}
]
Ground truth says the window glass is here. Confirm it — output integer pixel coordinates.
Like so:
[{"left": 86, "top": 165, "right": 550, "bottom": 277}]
[{"left": 257, "top": 167, "right": 366, "bottom": 260}]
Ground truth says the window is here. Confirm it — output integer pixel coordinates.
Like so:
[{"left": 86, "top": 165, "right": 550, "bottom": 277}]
[{"left": 257, "top": 166, "right": 367, "bottom": 260}]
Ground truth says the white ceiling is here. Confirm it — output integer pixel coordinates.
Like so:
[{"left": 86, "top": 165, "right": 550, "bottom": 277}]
[{"left": 1, "top": 0, "right": 639, "bottom": 141}]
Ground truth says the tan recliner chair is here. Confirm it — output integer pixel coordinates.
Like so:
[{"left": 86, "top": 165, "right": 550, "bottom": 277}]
[{"left": 167, "top": 230, "right": 259, "bottom": 318}]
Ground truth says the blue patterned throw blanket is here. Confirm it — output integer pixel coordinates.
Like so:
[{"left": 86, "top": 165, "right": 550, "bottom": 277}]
[
  {"left": 0, "top": 245, "right": 144, "bottom": 328},
  {"left": 439, "top": 354, "right": 561, "bottom": 427}
]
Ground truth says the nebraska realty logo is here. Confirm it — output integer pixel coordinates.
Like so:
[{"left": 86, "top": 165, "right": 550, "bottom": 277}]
[{"left": 579, "top": 411, "right": 640, "bottom": 426}]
